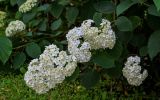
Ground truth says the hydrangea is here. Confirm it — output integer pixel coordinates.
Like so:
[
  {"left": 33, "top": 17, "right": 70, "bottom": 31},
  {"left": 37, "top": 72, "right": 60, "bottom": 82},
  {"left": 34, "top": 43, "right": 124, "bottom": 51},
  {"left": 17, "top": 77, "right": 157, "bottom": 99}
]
[
  {"left": 0, "top": 11, "right": 6, "bottom": 27},
  {"left": 5, "top": 20, "right": 26, "bottom": 37},
  {"left": 122, "top": 56, "right": 148, "bottom": 86},
  {"left": 24, "top": 44, "right": 77, "bottom": 94},
  {"left": 66, "top": 27, "right": 91, "bottom": 63},
  {"left": 19, "top": 0, "right": 38, "bottom": 13},
  {"left": 82, "top": 19, "right": 116, "bottom": 50}
]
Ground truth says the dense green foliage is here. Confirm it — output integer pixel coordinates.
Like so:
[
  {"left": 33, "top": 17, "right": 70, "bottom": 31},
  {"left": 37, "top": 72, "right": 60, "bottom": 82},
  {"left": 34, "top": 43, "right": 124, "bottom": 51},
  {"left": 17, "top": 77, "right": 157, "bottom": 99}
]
[
  {"left": 0, "top": 73, "right": 157, "bottom": 99},
  {"left": 0, "top": 0, "right": 160, "bottom": 97}
]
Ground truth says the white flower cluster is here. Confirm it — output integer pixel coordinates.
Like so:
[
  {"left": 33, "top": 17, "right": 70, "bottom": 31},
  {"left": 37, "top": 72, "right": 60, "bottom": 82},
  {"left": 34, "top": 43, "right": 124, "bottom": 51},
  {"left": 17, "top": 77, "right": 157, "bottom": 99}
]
[
  {"left": 5, "top": 20, "right": 26, "bottom": 37},
  {"left": 66, "top": 27, "right": 91, "bottom": 63},
  {"left": 122, "top": 56, "right": 148, "bottom": 86},
  {"left": 19, "top": 0, "right": 38, "bottom": 13},
  {"left": 24, "top": 44, "right": 77, "bottom": 94},
  {"left": 66, "top": 19, "right": 116, "bottom": 62},
  {"left": 0, "top": 11, "right": 6, "bottom": 27},
  {"left": 82, "top": 19, "right": 116, "bottom": 50}
]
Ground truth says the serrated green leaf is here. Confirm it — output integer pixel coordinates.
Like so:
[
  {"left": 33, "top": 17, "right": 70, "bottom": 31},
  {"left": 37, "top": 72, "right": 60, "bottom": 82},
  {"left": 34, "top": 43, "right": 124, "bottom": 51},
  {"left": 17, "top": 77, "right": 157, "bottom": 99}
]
[
  {"left": 10, "top": 0, "right": 17, "bottom": 6},
  {"left": 139, "top": 46, "right": 148, "bottom": 56},
  {"left": 23, "top": 12, "right": 36, "bottom": 23},
  {"left": 92, "top": 51, "right": 115, "bottom": 68},
  {"left": 106, "top": 41, "right": 123, "bottom": 60},
  {"left": 153, "top": 0, "right": 160, "bottom": 11},
  {"left": 13, "top": 52, "right": 26, "bottom": 69},
  {"left": 17, "top": 0, "right": 26, "bottom": 6},
  {"left": 29, "top": 19, "right": 42, "bottom": 27},
  {"left": 51, "top": 18, "right": 62, "bottom": 31},
  {"left": 25, "top": 42, "right": 41, "bottom": 58},
  {"left": 148, "top": 30, "right": 160, "bottom": 59},
  {"left": 0, "top": 37, "right": 12, "bottom": 64},
  {"left": 115, "top": 16, "right": 133, "bottom": 31},
  {"left": 129, "top": 16, "right": 141, "bottom": 29},
  {"left": 37, "top": 4, "right": 50, "bottom": 12},
  {"left": 66, "top": 7, "right": 79, "bottom": 26},
  {"left": 93, "top": 12, "right": 102, "bottom": 26},
  {"left": 38, "top": 19, "right": 48, "bottom": 31},
  {"left": 105, "top": 62, "right": 122, "bottom": 78},
  {"left": 116, "top": 0, "right": 137, "bottom": 16},
  {"left": 58, "top": 0, "right": 70, "bottom": 6},
  {"left": 93, "top": 1, "right": 115, "bottom": 14},
  {"left": 50, "top": 3, "right": 64, "bottom": 18},
  {"left": 148, "top": 5, "right": 160, "bottom": 17}
]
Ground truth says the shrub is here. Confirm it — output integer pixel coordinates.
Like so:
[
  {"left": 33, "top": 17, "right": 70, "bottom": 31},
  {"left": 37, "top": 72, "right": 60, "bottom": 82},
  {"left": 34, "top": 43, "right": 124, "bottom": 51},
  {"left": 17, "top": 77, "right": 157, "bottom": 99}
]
[{"left": 0, "top": 0, "right": 160, "bottom": 96}]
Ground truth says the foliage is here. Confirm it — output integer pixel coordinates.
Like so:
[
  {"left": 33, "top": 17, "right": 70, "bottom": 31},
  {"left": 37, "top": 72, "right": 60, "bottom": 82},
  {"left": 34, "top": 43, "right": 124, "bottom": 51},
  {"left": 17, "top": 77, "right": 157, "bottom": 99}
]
[
  {"left": 0, "top": 73, "right": 157, "bottom": 99},
  {"left": 0, "top": 0, "right": 160, "bottom": 97}
]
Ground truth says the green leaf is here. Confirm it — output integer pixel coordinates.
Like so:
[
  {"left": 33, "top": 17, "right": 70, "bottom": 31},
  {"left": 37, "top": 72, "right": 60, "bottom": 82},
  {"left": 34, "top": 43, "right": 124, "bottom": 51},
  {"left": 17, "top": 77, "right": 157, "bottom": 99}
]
[
  {"left": 51, "top": 18, "right": 62, "bottom": 31},
  {"left": 38, "top": 19, "right": 48, "bottom": 31},
  {"left": 81, "top": 70, "right": 100, "bottom": 89},
  {"left": 66, "top": 67, "right": 79, "bottom": 82},
  {"left": 37, "top": 4, "right": 51, "bottom": 12},
  {"left": 139, "top": 46, "right": 148, "bottom": 56},
  {"left": 116, "top": 0, "right": 137, "bottom": 16},
  {"left": 115, "top": 16, "right": 133, "bottom": 31},
  {"left": 10, "top": 0, "right": 17, "bottom": 6},
  {"left": 25, "top": 42, "right": 41, "bottom": 58},
  {"left": 15, "top": 12, "right": 22, "bottom": 19},
  {"left": 117, "top": 31, "right": 133, "bottom": 43},
  {"left": 93, "top": 12, "right": 102, "bottom": 26},
  {"left": 147, "top": 15, "right": 160, "bottom": 30},
  {"left": 106, "top": 41, "right": 123, "bottom": 60},
  {"left": 148, "top": 30, "right": 160, "bottom": 59},
  {"left": 66, "top": 7, "right": 79, "bottom": 26},
  {"left": 13, "top": 52, "right": 26, "bottom": 69},
  {"left": 23, "top": 12, "right": 36, "bottom": 23},
  {"left": 129, "top": 34, "right": 146, "bottom": 47},
  {"left": 17, "top": 0, "right": 26, "bottom": 6},
  {"left": 29, "top": 19, "right": 42, "bottom": 28},
  {"left": 105, "top": 62, "right": 122, "bottom": 78},
  {"left": 50, "top": 3, "right": 64, "bottom": 18},
  {"left": 0, "top": 37, "right": 12, "bottom": 64},
  {"left": 129, "top": 16, "right": 141, "bottom": 29},
  {"left": 58, "top": 0, "right": 70, "bottom": 6},
  {"left": 93, "top": 1, "right": 115, "bottom": 14},
  {"left": 148, "top": 5, "right": 160, "bottom": 17},
  {"left": 92, "top": 51, "right": 115, "bottom": 69},
  {"left": 153, "top": 0, "right": 160, "bottom": 10}
]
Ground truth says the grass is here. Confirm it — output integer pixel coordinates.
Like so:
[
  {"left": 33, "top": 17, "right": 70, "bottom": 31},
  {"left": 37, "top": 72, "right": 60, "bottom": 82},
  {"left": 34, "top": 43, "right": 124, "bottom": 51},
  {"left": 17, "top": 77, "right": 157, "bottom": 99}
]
[{"left": 0, "top": 73, "right": 158, "bottom": 100}]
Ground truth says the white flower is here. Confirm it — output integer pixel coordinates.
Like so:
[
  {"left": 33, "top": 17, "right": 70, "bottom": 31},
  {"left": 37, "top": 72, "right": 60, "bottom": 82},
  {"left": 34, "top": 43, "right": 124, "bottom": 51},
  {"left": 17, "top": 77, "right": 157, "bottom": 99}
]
[
  {"left": 82, "top": 19, "right": 116, "bottom": 49},
  {"left": 5, "top": 20, "right": 26, "bottom": 37},
  {"left": 0, "top": 11, "right": 6, "bottom": 28},
  {"left": 24, "top": 44, "right": 77, "bottom": 94},
  {"left": 19, "top": 0, "right": 38, "bottom": 13},
  {"left": 66, "top": 27, "right": 91, "bottom": 63},
  {"left": 122, "top": 56, "right": 148, "bottom": 86}
]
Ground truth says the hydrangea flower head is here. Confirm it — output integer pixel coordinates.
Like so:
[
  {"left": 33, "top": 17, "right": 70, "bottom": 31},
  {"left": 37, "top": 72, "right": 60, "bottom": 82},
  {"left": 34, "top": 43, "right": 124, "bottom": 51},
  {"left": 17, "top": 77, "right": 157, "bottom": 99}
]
[
  {"left": 19, "top": 0, "right": 38, "bottom": 13},
  {"left": 5, "top": 20, "right": 26, "bottom": 37},
  {"left": 0, "top": 11, "right": 6, "bottom": 27},
  {"left": 66, "top": 27, "right": 91, "bottom": 63},
  {"left": 82, "top": 19, "right": 116, "bottom": 50},
  {"left": 24, "top": 44, "right": 77, "bottom": 94},
  {"left": 122, "top": 56, "right": 148, "bottom": 86}
]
